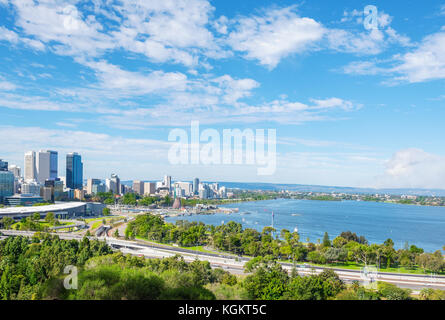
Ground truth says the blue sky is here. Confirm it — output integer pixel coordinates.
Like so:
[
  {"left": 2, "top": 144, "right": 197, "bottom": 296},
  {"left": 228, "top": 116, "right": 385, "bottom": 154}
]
[{"left": 0, "top": 0, "right": 445, "bottom": 188}]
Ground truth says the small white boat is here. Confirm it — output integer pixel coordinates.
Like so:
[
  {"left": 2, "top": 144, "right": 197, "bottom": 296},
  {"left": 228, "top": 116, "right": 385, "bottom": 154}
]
[{"left": 293, "top": 226, "right": 298, "bottom": 233}]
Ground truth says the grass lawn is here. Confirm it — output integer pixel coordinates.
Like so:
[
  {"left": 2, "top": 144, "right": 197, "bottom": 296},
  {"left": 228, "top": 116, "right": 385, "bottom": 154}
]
[
  {"left": 10, "top": 220, "right": 74, "bottom": 230},
  {"left": 88, "top": 216, "right": 124, "bottom": 229},
  {"left": 279, "top": 259, "right": 444, "bottom": 275}
]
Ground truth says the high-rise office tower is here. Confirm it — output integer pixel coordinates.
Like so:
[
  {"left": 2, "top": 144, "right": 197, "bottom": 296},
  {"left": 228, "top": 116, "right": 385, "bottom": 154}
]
[
  {"left": 36, "top": 150, "right": 58, "bottom": 184},
  {"left": 8, "top": 165, "right": 21, "bottom": 178},
  {"left": 106, "top": 174, "right": 120, "bottom": 194},
  {"left": 164, "top": 175, "right": 171, "bottom": 191},
  {"left": 194, "top": 178, "right": 199, "bottom": 195},
  {"left": 110, "top": 174, "right": 120, "bottom": 195},
  {"left": 0, "top": 170, "right": 14, "bottom": 203},
  {"left": 24, "top": 151, "right": 37, "bottom": 181},
  {"left": 49, "top": 150, "right": 58, "bottom": 180},
  {"left": 133, "top": 180, "right": 144, "bottom": 195},
  {"left": 36, "top": 150, "right": 50, "bottom": 184},
  {"left": 66, "top": 152, "right": 83, "bottom": 189},
  {"left": 0, "top": 159, "right": 8, "bottom": 171}
]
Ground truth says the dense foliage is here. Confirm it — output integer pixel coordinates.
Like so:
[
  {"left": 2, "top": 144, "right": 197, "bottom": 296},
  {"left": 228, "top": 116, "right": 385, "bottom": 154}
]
[
  {"left": 126, "top": 214, "right": 445, "bottom": 274},
  {"left": 0, "top": 234, "right": 443, "bottom": 300},
  {"left": 0, "top": 234, "right": 111, "bottom": 299}
]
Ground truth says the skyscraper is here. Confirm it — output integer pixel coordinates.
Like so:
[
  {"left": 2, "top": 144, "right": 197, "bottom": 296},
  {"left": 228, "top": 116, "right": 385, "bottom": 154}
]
[
  {"left": 111, "top": 174, "right": 120, "bottom": 195},
  {"left": 24, "top": 151, "right": 37, "bottom": 181},
  {"left": 0, "top": 170, "right": 14, "bottom": 203},
  {"left": 194, "top": 178, "right": 199, "bottom": 195},
  {"left": 164, "top": 175, "right": 171, "bottom": 191},
  {"left": 36, "top": 150, "right": 50, "bottom": 184},
  {"left": 66, "top": 152, "right": 83, "bottom": 189},
  {"left": 0, "top": 159, "right": 8, "bottom": 171},
  {"left": 8, "top": 165, "right": 21, "bottom": 178},
  {"left": 36, "top": 150, "right": 58, "bottom": 184},
  {"left": 49, "top": 150, "right": 58, "bottom": 180}
]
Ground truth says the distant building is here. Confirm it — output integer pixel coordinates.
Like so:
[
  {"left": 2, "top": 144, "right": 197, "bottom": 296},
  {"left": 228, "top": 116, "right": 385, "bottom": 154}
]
[
  {"left": 0, "top": 202, "right": 105, "bottom": 219},
  {"left": 49, "top": 150, "right": 58, "bottom": 180},
  {"left": 36, "top": 150, "right": 57, "bottom": 184},
  {"left": 0, "top": 171, "right": 14, "bottom": 203},
  {"left": 0, "top": 159, "right": 8, "bottom": 171},
  {"left": 91, "top": 183, "right": 106, "bottom": 194},
  {"left": 66, "top": 152, "right": 83, "bottom": 189},
  {"left": 24, "top": 151, "right": 37, "bottom": 180},
  {"left": 163, "top": 175, "right": 171, "bottom": 191},
  {"left": 8, "top": 165, "right": 21, "bottom": 179},
  {"left": 21, "top": 180, "right": 41, "bottom": 196},
  {"left": 87, "top": 178, "right": 102, "bottom": 195},
  {"left": 74, "top": 189, "right": 85, "bottom": 200},
  {"left": 40, "top": 186, "right": 53, "bottom": 202},
  {"left": 54, "top": 179, "right": 65, "bottom": 201},
  {"left": 175, "top": 182, "right": 193, "bottom": 197},
  {"left": 133, "top": 180, "right": 144, "bottom": 195},
  {"left": 106, "top": 174, "right": 120, "bottom": 194},
  {"left": 144, "top": 182, "right": 156, "bottom": 195},
  {"left": 193, "top": 178, "right": 199, "bottom": 195},
  {"left": 4, "top": 194, "right": 44, "bottom": 206}
]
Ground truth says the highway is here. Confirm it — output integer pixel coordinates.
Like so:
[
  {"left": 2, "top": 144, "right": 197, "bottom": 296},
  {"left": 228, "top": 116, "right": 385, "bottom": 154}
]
[{"left": 1, "top": 229, "right": 444, "bottom": 291}]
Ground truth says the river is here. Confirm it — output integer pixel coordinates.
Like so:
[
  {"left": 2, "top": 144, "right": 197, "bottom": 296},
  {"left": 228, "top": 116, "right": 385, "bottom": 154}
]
[{"left": 165, "top": 199, "right": 445, "bottom": 252}]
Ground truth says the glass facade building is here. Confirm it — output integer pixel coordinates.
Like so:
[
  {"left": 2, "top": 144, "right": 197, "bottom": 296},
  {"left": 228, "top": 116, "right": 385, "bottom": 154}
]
[
  {"left": 66, "top": 152, "right": 83, "bottom": 189},
  {"left": 49, "top": 150, "right": 58, "bottom": 180},
  {"left": 0, "top": 159, "right": 8, "bottom": 171},
  {"left": 0, "top": 171, "right": 14, "bottom": 203}
]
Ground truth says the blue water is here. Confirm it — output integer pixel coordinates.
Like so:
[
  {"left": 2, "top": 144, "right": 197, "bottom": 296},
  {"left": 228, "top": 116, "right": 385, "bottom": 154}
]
[{"left": 165, "top": 199, "right": 445, "bottom": 252}]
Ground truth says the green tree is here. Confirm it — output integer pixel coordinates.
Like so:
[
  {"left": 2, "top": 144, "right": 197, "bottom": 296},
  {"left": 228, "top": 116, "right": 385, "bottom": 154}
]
[
  {"left": 102, "top": 207, "right": 111, "bottom": 216},
  {"left": 44, "top": 212, "right": 55, "bottom": 225},
  {"left": 377, "top": 282, "right": 411, "bottom": 300},
  {"left": 322, "top": 232, "right": 331, "bottom": 248},
  {"left": 32, "top": 212, "right": 41, "bottom": 221},
  {"left": 243, "top": 257, "right": 289, "bottom": 300},
  {"left": 1, "top": 217, "right": 15, "bottom": 229}
]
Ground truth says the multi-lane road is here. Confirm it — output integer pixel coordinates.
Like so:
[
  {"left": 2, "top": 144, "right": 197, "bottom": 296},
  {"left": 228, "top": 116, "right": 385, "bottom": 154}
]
[{"left": 1, "top": 229, "right": 444, "bottom": 291}]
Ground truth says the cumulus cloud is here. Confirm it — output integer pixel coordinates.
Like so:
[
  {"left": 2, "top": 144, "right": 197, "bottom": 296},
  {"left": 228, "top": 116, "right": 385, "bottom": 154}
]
[
  {"left": 227, "top": 6, "right": 325, "bottom": 68},
  {"left": 0, "top": 125, "right": 171, "bottom": 179},
  {"left": 376, "top": 149, "right": 445, "bottom": 189},
  {"left": 84, "top": 60, "right": 188, "bottom": 95},
  {"left": 340, "top": 28, "right": 445, "bottom": 84},
  {"left": 392, "top": 30, "right": 445, "bottom": 83}
]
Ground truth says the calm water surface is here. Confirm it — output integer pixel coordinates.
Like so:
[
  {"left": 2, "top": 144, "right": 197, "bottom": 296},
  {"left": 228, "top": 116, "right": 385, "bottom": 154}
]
[{"left": 165, "top": 199, "right": 445, "bottom": 252}]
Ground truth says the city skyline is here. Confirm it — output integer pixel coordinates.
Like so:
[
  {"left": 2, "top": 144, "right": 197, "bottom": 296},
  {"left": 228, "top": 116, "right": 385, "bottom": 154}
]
[{"left": 1, "top": 1, "right": 445, "bottom": 188}]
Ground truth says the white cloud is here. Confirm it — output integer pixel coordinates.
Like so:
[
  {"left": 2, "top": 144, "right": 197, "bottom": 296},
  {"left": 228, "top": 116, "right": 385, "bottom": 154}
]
[
  {"left": 339, "top": 29, "right": 445, "bottom": 84},
  {"left": 328, "top": 9, "right": 411, "bottom": 55},
  {"left": 0, "top": 76, "right": 17, "bottom": 90},
  {"left": 0, "top": 26, "right": 44, "bottom": 50},
  {"left": 0, "top": 125, "right": 170, "bottom": 179},
  {"left": 9, "top": 0, "right": 113, "bottom": 58},
  {"left": 227, "top": 6, "right": 324, "bottom": 68},
  {"left": 392, "top": 30, "right": 445, "bottom": 83},
  {"left": 376, "top": 149, "right": 445, "bottom": 189},
  {"left": 341, "top": 60, "right": 391, "bottom": 76},
  {"left": 84, "top": 60, "right": 188, "bottom": 95}
]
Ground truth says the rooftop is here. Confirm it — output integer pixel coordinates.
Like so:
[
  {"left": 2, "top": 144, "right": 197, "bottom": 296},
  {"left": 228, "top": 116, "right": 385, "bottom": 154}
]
[{"left": 0, "top": 202, "right": 86, "bottom": 215}]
